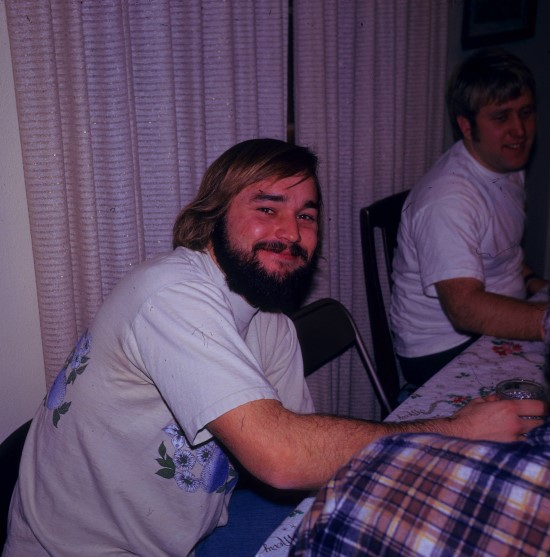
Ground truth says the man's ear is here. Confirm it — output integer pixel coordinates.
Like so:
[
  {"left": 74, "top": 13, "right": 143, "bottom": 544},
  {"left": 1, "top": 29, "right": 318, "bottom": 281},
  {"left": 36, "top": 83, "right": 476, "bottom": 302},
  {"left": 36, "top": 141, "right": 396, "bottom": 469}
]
[{"left": 457, "top": 115, "right": 473, "bottom": 141}]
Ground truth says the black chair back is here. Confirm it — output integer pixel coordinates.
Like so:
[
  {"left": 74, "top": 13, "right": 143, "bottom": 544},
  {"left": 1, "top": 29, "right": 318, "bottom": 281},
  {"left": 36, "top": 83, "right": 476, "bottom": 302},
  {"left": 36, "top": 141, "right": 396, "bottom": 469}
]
[
  {"left": 291, "top": 297, "right": 393, "bottom": 416},
  {"left": 359, "top": 190, "right": 410, "bottom": 409},
  {"left": 0, "top": 420, "right": 31, "bottom": 549}
]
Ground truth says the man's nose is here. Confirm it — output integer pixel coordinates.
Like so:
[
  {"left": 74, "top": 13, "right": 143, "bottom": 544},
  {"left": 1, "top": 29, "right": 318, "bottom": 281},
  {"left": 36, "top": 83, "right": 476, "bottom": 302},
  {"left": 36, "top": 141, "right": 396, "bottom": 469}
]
[
  {"left": 509, "top": 113, "right": 526, "bottom": 137},
  {"left": 276, "top": 216, "right": 301, "bottom": 243}
]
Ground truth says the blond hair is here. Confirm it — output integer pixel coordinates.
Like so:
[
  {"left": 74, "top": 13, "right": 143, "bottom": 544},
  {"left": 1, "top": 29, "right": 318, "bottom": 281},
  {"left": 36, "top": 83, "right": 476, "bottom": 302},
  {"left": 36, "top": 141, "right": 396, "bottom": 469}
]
[{"left": 173, "top": 138, "right": 322, "bottom": 250}]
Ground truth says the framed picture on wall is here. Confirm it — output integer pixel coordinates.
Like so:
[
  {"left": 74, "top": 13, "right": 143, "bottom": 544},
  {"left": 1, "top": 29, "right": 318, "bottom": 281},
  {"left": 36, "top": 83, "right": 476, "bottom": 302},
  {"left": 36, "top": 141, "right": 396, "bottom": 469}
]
[{"left": 461, "top": 0, "right": 538, "bottom": 49}]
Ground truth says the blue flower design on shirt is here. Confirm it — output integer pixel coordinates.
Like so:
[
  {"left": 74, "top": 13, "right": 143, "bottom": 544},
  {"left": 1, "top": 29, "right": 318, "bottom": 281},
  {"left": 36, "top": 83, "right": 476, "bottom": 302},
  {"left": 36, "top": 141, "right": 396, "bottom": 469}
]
[
  {"left": 45, "top": 329, "right": 92, "bottom": 427},
  {"left": 45, "top": 364, "right": 68, "bottom": 411},
  {"left": 201, "top": 453, "right": 232, "bottom": 492},
  {"left": 156, "top": 423, "right": 238, "bottom": 494},
  {"left": 175, "top": 470, "right": 200, "bottom": 493},
  {"left": 174, "top": 448, "right": 196, "bottom": 470}
]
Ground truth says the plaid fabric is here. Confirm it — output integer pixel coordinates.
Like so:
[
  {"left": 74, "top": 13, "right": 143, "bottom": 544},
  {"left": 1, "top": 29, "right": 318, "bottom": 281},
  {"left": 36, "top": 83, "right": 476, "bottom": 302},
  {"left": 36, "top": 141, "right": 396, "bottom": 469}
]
[{"left": 289, "top": 422, "right": 550, "bottom": 556}]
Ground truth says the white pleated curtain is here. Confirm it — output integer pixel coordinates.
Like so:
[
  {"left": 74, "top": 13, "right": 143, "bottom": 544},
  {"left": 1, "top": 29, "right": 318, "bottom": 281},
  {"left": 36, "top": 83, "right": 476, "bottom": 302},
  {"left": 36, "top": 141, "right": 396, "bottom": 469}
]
[
  {"left": 7, "top": 0, "right": 448, "bottom": 421},
  {"left": 6, "top": 0, "right": 289, "bottom": 387},
  {"left": 294, "top": 1, "right": 449, "bottom": 418}
]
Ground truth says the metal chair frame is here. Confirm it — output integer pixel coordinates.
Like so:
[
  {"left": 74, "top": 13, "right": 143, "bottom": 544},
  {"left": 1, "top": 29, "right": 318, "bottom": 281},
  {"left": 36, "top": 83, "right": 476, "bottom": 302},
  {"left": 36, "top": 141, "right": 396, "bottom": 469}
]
[{"left": 291, "top": 297, "right": 393, "bottom": 416}]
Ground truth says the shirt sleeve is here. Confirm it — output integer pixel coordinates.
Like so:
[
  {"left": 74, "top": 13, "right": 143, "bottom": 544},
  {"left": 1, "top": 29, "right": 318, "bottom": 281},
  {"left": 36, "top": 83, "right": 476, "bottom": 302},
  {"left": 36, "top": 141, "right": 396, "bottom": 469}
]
[
  {"left": 412, "top": 185, "right": 489, "bottom": 297},
  {"left": 129, "top": 280, "right": 281, "bottom": 445},
  {"left": 246, "top": 311, "right": 315, "bottom": 415}
]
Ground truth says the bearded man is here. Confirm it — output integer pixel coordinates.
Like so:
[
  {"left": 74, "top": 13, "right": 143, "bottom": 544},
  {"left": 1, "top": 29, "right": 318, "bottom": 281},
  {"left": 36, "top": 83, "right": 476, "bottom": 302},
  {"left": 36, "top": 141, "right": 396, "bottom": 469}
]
[{"left": 5, "top": 139, "right": 545, "bottom": 557}]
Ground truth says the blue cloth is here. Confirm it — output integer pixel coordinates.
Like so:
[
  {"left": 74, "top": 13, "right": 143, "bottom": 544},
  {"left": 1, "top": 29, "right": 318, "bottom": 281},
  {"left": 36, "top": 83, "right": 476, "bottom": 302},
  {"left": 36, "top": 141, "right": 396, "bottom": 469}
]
[{"left": 195, "top": 488, "right": 299, "bottom": 557}]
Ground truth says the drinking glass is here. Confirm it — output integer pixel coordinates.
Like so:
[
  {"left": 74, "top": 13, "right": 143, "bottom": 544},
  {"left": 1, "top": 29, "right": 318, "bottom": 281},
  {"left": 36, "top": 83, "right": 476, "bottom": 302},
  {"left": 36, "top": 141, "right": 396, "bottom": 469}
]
[
  {"left": 495, "top": 379, "right": 548, "bottom": 401},
  {"left": 496, "top": 379, "right": 548, "bottom": 420}
]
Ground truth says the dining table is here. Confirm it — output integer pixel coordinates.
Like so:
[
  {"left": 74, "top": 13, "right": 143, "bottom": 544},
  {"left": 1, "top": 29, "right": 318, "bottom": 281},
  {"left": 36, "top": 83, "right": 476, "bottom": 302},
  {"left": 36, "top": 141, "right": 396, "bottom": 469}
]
[{"left": 254, "top": 330, "right": 547, "bottom": 557}]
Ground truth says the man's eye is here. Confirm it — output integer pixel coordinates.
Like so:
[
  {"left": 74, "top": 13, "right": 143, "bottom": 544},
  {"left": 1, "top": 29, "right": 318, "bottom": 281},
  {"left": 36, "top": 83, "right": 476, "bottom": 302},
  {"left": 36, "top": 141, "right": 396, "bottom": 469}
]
[
  {"left": 258, "top": 207, "right": 274, "bottom": 214},
  {"left": 298, "top": 213, "right": 317, "bottom": 222}
]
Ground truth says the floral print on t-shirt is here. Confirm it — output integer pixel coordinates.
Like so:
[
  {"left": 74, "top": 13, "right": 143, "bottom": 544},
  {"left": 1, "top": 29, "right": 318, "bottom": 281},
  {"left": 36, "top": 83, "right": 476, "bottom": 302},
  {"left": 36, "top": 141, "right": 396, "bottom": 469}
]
[
  {"left": 157, "top": 423, "right": 238, "bottom": 494},
  {"left": 45, "top": 330, "right": 92, "bottom": 427}
]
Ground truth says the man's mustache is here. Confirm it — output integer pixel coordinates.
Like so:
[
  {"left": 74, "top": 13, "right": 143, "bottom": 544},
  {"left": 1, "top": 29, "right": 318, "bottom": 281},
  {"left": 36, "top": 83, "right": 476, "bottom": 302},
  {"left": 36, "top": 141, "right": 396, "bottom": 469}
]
[{"left": 253, "top": 241, "right": 309, "bottom": 262}]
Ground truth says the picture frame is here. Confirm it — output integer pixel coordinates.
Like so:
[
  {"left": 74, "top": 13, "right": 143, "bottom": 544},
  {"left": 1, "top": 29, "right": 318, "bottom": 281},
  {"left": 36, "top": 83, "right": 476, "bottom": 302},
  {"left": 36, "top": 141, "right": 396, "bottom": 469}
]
[{"left": 461, "top": 0, "right": 538, "bottom": 50}]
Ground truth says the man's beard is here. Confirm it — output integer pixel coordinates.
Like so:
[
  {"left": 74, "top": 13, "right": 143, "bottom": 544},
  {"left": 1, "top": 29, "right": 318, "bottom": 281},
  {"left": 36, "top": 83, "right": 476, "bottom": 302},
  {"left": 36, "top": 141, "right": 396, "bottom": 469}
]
[{"left": 211, "top": 218, "right": 318, "bottom": 314}]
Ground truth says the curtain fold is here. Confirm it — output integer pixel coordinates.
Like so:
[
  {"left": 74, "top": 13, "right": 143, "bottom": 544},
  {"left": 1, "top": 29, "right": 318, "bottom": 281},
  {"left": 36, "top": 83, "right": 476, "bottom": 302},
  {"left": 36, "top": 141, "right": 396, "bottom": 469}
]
[
  {"left": 6, "top": 0, "right": 288, "bottom": 386},
  {"left": 294, "top": 0, "right": 449, "bottom": 419}
]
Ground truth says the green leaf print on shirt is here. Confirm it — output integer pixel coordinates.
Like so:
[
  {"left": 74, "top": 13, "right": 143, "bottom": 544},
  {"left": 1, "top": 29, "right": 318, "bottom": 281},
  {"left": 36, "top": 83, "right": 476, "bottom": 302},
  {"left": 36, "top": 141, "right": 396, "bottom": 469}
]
[{"left": 156, "top": 442, "right": 176, "bottom": 479}]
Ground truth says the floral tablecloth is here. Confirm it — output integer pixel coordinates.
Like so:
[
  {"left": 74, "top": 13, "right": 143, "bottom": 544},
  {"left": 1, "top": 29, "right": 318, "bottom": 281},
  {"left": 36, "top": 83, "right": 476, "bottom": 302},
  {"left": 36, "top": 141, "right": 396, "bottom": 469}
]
[
  {"left": 256, "top": 334, "right": 546, "bottom": 557},
  {"left": 386, "top": 335, "right": 546, "bottom": 423}
]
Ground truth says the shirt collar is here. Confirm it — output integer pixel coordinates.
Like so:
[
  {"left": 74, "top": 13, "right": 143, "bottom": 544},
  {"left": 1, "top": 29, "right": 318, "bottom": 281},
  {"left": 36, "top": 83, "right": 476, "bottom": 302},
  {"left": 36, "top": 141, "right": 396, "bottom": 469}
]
[{"left": 458, "top": 140, "right": 525, "bottom": 187}]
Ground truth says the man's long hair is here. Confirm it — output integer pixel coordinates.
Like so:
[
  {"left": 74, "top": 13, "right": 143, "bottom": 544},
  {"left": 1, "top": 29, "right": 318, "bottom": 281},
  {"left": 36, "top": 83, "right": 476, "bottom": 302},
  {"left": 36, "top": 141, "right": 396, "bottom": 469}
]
[
  {"left": 447, "top": 47, "right": 536, "bottom": 141},
  {"left": 173, "top": 138, "right": 322, "bottom": 250}
]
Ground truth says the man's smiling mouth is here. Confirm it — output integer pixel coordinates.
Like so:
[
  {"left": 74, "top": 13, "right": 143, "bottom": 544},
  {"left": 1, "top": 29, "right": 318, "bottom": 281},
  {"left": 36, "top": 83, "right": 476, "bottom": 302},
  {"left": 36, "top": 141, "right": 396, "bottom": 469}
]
[{"left": 254, "top": 241, "right": 308, "bottom": 262}]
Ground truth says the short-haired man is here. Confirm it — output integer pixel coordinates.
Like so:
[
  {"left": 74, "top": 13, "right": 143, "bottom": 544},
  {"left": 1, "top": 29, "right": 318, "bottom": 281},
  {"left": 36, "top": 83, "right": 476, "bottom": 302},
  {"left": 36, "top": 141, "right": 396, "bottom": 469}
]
[
  {"left": 289, "top": 310, "right": 550, "bottom": 557},
  {"left": 390, "top": 48, "right": 548, "bottom": 387},
  {"left": 5, "top": 139, "right": 545, "bottom": 557}
]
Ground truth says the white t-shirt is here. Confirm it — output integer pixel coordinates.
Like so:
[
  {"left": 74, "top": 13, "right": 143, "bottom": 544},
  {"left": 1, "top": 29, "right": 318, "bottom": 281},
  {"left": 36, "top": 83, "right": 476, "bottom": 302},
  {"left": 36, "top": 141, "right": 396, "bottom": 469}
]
[
  {"left": 5, "top": 248, "right": 314, "bottom": 557},
  {"left": 390, "top": 141, "right": 526, "bottom": 358}
]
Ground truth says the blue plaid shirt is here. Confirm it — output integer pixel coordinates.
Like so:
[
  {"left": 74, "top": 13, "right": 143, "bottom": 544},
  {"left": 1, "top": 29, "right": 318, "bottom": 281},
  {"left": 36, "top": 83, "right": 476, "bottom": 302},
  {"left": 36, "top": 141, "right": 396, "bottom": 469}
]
[{"left": 289, "top": 421, "right": 550, "bottom": 556}]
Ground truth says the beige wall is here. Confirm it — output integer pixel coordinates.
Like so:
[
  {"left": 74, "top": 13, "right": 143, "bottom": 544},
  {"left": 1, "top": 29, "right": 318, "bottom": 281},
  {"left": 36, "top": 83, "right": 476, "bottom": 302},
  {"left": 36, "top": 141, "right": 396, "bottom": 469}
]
[{"left": 0, "top": 2, "right": 45, "bottom": 443}]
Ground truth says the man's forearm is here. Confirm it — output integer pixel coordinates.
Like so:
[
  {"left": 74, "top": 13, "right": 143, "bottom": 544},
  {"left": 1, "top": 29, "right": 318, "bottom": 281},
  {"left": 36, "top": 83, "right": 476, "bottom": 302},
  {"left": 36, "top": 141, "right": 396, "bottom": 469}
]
[
  {"left": 448, "top": 291, "right": 546, "bottom": 339},
  {"left": 209, "top": 397, "right": 543, "bottom": 491},
  {"left": 436, "top": 278, "right": 547, "bottom": 340}
]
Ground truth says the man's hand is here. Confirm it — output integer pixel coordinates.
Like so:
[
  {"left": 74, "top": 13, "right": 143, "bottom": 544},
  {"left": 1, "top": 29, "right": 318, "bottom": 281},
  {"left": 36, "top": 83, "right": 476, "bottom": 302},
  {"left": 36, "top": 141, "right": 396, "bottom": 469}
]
[
  {"left": 445, "top": 396, "right": 547, "bottom": 442},
  {"left": 523, "top": 264, "right": 549, "bottom": 297}
]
